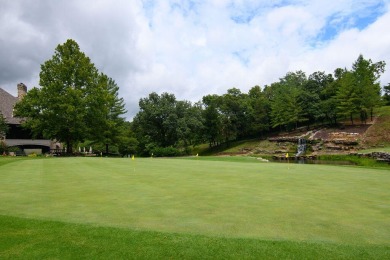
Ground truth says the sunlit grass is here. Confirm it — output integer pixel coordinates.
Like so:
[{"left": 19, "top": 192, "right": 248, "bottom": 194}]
[
  {"left": 359, "top": 147, "right": 390, "bottom": 153},
  {"left": 1, "top": 157, "right": 389, "bottom": 258}
]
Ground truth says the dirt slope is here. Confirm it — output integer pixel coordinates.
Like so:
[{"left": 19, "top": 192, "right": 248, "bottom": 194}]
[{"left": 361, "top": 106, "right": 390, "bottom": 146}]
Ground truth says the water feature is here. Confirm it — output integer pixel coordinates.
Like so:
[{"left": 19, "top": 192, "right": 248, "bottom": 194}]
[
  {"left": 296, "top": 138, "right": 306, "bottom": 156},
  {"left": 269, "top": 158, "right": 356, "bottom": 165}
]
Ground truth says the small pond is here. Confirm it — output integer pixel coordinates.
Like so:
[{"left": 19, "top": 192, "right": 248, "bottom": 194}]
[{"left": 268, "top": 158, "right": 357, "bottom": 165}]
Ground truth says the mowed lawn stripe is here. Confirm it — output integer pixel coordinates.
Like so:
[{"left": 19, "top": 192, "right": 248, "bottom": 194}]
[
  {"left": 0, "top": 157, "right": 389, "bottom": 245},
  {"left": 1, "top": 215, "right": 389, "bottom": 259}
]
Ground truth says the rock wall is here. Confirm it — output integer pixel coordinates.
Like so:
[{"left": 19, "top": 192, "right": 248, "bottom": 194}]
[{"left": 354, "top": 152, "right": 390, "bottom": 163}]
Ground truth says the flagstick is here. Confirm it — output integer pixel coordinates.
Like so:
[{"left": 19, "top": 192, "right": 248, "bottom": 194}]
[{"left": 132, "top": 155, "right": 135, "bottom": 172}]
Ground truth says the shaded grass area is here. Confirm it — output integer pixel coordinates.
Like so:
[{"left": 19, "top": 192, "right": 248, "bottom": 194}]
[
  {"left": 317, "top": 154, "right": 390, "bottom": 168},
  {"left": 1, "top": 215, "right": 389, "bottom": 259},
  {"left": 185, "top": 154, "right": 390, "bottom": 169},
  {"left": 0, "top": 156, "right": 33, "bottom": 167}
]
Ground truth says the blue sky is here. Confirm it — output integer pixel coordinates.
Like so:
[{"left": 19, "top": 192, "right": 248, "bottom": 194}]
[
  {"left": 1, "top": 0, "right": 390, "bottom": 119},
  {"left": 318, "top": 1, "right": 386, "bottom": 41}
]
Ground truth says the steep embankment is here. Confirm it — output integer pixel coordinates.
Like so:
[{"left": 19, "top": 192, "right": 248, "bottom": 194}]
[{"left": 362, "top": 106, "right": 390, "bottom": 147}]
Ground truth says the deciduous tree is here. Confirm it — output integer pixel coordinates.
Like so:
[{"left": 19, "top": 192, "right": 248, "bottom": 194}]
[
  {"left": 14, "top": 39, "right": 126, "bottom": 154},
  {"left": 0, "top": 112, "right": 8, "bottom": 139}
]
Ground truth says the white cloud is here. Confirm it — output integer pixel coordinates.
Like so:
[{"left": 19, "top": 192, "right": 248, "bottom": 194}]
[{"left": 1, "top": 0, "right": 389, "bottom": 119}]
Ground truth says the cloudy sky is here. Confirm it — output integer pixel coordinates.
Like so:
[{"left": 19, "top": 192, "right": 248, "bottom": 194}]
[{"left": 1, "top": 0, "right": 390, "bottom": 119}]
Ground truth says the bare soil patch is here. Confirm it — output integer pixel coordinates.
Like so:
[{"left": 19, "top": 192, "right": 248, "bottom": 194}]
[{"left": 312, "top": 124, "right": 371, "bottom": 141}]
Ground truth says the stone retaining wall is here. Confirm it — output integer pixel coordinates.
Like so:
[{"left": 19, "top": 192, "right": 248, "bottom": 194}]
[{"left": 353, "top": 152, "right": 390, "bottom": 163}]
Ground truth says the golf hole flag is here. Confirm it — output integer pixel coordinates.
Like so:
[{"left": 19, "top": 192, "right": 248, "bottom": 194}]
[{"left": 132, "top": 155, "right": 135, "bottom": 160}]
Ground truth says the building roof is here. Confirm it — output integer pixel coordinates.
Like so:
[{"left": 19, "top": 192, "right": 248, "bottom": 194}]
[{"left": 0, "top": 88, "right": 22, "bottom": 124}]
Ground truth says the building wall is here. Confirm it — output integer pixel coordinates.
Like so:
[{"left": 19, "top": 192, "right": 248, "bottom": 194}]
[{"left": 0, "top": 83, "right": 62, "bottom": 154}]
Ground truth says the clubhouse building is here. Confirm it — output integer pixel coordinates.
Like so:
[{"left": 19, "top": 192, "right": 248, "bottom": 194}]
[{"left": 0, "top": 83, "right": 61, "bottom": 155}]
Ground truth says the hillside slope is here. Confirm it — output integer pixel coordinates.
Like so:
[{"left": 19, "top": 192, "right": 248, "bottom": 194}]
[
  {"left": 205, "top": 106, "right": 390, "bottom": 156},
  {"left": 362, "top": 106, "right": 390, "bottom": 147}
]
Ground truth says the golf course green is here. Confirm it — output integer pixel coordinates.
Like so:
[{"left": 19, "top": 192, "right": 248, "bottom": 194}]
[{"left": 0, "top": 157, "right": 389, "bottom": 258}]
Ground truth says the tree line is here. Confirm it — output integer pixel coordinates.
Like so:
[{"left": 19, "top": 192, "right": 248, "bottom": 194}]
[
  {"left": 13, "top": 39, "right": 388, "bottom": 156},
  {"left": 132, "top": 55, "right": 387, "bottom": 156}
]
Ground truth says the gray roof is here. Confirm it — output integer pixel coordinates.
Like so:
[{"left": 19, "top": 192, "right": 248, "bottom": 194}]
[
  {"left": 0, "top": 88, "right": 22, "bottom": 124},
  {"left": 5, "top": 139, "right": 52, "bottom": 147}
]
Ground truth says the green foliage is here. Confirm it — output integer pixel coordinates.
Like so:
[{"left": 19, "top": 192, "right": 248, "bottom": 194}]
[
  {"left": 202, "top": 94, "right": 223, "bottom": 147},
  {"left": 0, "top": 141, "right": 7, "bottom": 154},
  {"left": 117, "top": 122, "right": 138, "bottom": 156},
  {"left": 133, "top": 92, "right": 178, "bottom": 151},
  {"left": 176, "top": 100, "right": 205, "bottom": 148},
  {"left": 247, "top": 85, "right": 270, "bottom": 135},
  {"left": 383, "top": 83, "right": 390, "bottom": 105},
  {"left": 302, "top": 71, "right": 334, "bottom": 125},
  {"left": 129, "top": 54, "right": 386, "bottom": 154},
  {"left": 0, "top": 112, "right": 8, "bottom": 139},
  {"left": 86, "top": 75, "right": 126, "bottom": 153},
  {"left": 201, "top": 87, "right": 270, "bottom": 147},
  {"left": 151, "top": 146, "right": 181, "bottom": 157},
  {"left": 336, "top": 70, "right": 359, "bottom": 123},
  {"left": 133, "top": 92, "right": 204, "bottom": 155},
  {"left": 0, "top": 144, "right": 23, "bottom": 155},
  {"left": 320, "top": 77, "right": 339, "bottom": 125},
  {"left": 270, "top": 71, "right": 307, "bottom": 130},
  {"left": 336, "top": 55, "right": 385, "bottom": 124},
  {"left": 14, "top": 39, "right": 126, "bottom": 154}
]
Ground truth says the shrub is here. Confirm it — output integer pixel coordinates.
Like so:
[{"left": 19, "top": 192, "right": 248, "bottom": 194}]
[
  {"left": 0, "top": 141, "right": 7, "bottom": 154},
  {"left": 152, "top": 147, "right": 181, "bottom": 157},
  {"left": 8, "top": 146, "right": 23, "bottom": 153}
]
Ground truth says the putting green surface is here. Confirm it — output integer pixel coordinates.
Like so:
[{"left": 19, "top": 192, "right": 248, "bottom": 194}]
[{"left": 0, "top": 157, "right": 389, "bottom": 246}]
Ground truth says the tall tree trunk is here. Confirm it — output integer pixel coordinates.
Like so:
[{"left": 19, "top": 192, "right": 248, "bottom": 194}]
[
  {"left": 370, "top": 108, "right": 374, "bottom": 121},
  {"left": 350, "top": 113, "right": 354, "bottom": 125},
  {"left": 105, "top": 144, "right": 109, "bottom": 155},
  {"left": 66, "top": 140, "right": 73, "bottom": 154}
]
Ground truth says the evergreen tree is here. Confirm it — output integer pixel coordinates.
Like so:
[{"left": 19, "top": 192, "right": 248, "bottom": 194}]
[
  {"left": 247, "top": 85, "right": 270, "bottom": 136},
  {"left": 351, "top": 55, "right": 385, "bottom": 121},
  {"left": 336, "top": 70, "right": 360, "bottom": 125},
  {"left": 383, "top": 83, "right": 390, "bottom": 105},
  {"left": 86, "top": 75, "right": 126, "bottom": 154}
]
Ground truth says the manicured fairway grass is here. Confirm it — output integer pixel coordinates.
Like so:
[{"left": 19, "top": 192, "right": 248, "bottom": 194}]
[
  {"left": 0, "top": 157, "right": 389, "bottom": 258},
  {"left": 1, "top": 215, "right": 389, "bottom": 259}
]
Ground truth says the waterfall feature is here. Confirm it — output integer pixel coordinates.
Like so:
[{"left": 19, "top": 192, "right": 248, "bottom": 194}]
[{"left": 296, "top": 138, "right": 306, "bottom": 156}]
